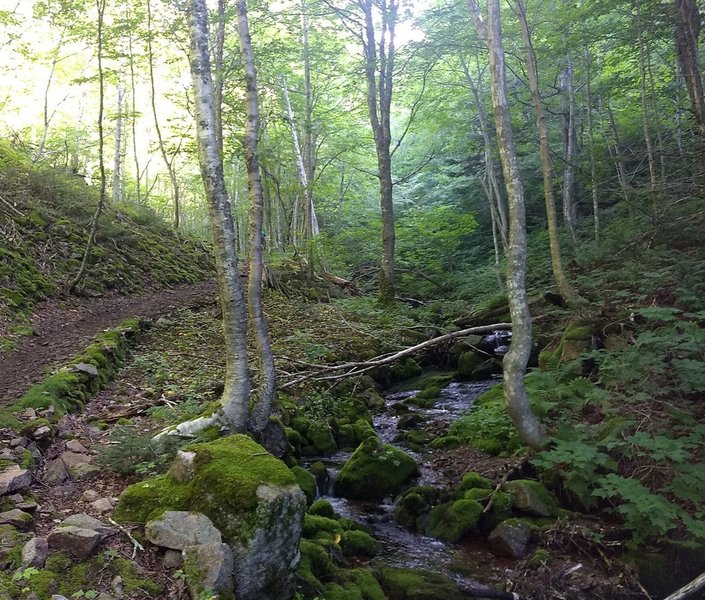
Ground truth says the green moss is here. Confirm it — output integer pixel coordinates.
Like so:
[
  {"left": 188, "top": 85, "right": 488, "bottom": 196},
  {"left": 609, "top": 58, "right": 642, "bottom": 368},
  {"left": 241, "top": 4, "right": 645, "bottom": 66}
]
[
  {"left": 297, "top": 538, "right": 338, "bottom": 593},
  {"left": 563, "top": 323, "right": 594, "bottom": 341},
  {"left": 113, "top": 474, "right": 190, "bottom": 523},
  {"left": 389, "top": 358, "right": 422, "bottom": 382},
  {"left": 425, "top": 499, "right": 483, "bottom": 542},
  {"left": 538, "top": 348, "right": 560, "bottom": 370},
  {"left": 309, "top": 499, "right": 337, "bottom": 519},
  {"left": 303, "top": 514, "right": 342, "bottom": 539},
  {"left": 502, "top": 480, "right": 559, "bottom": 518},
  {"left": 457, "top": 352, "right": 484, "bottom": 378},
  {"left": 335, "top": 436, "right": 417, "bottom": 500},
  {"left": 527, "top": 548, "right": 550, "bottom": 568},
  {"left": 459, "top": 471, "right": 493, "bottom": 491},
  {"left": 291, "top": 465, "right": 317, "bottom": 504},
  {"left": 340, "top": 530, "right": 380, "bottom": 557},
  {"left": 376, "top": 567, "right": 467, "bottom": 600},
  {"left": 336, "top": 423, "right": 358, "bottom": 449},
  {"left": 353, "top": 418, "right": 376, "bottom": 441},
  {"left": 307, "top": 421, "right": 337, "bottom": 455}
]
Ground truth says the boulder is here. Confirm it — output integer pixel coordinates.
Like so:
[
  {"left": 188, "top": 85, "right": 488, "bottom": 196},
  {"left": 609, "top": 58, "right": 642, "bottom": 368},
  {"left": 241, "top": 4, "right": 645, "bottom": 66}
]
[
  {"left": 47, "top": 525, "right": 102, "bottom": 558},
  {"left": 61, "top": 514, "right": 116, "bottom": 540},
  {"left": 334, "top": 436, "right": 417, "bottom": 500},
  {"left": 168, "top": 451, "right": 197, "bottom": 483},
  {"left": 306, "top": 421, "right": 337, "bottom": 455},
  {"left": 470, "top": 358, "right": 503, "bottom": 379},
  {"left": 258, "top": 419, "right": 290, "bottom": 458},
  {"left": 145, "top": 511, "right": 222, "bottom": 550},
  {"left": 502, "top": 480, "right": 559, "bottom": 517},
  {"left": 43, "top": 458, "right": 70, "bottom": 484},
  {"left": 90, "top": 498, "right": 114, "bottom": 513},
  {"left": 182, "top": 543, "right": 234, "bottom": 598},
  {"left": 456, "top": 351, "right": 484, "bottom": 378},
  {"left": 115, "top": 435, "right": 306, "bottom": 600},
  {"left": 488, "top": 520, "right": 532, "bottom": 559},
  {"left": 21, "top": 536, "right": 48, "bottom": 568},
  {"left": 425, "top": 499, "right": 483, "bottom": 542},
  {"left": 65, "top": 440, "right": 90, "bottom": 454},
  {"left": 0, "top": 465, "right": 31, "bottom": 495},
  {"left": 0, "top": 509, "right": 33, "bottom": 529}
]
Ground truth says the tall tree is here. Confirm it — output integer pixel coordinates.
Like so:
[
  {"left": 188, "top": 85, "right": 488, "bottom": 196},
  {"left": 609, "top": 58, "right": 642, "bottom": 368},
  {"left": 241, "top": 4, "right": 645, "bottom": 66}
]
[
  {"left": 467, "top": 0, "right": 544, "bottom": 449},
  {"left": 188, "top": 0, "right": 251, "bottom": 432},
  {"left": 236, "top": 0, "right": 276, "bottom": 434}
]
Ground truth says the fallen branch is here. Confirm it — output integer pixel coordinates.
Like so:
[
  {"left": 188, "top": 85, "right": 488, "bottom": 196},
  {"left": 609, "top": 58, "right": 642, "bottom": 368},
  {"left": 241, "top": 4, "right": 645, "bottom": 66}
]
[
  {"left": 108, "top": 517, "right": 145, "bottom": 559},
  {"left": 0, "top": 193, "right": 24, "bottom": 217},
  {"left": 663, "top": 571, "right": 705, "bottom": 600},
  {"left": 280, "top": 322, "right": 511, "bottom": 389}
]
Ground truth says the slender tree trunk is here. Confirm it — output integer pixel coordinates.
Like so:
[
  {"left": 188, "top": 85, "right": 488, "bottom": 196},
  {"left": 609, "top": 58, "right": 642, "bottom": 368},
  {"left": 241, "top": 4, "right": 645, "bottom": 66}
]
[
  {"left": 236, "top": 0, "right": 276, "bottom": 434},
  {"left": 126, "top": 9, "right": 142, "bottom": 204},
  {"left": 69, "top": 0, "right": 107, "bottom": 294},
  {"left": 468, "top": 0, "right": 544, "bottom": 449},
  {"left": 585, "top": 47, "right": 600, "bottom": 243},
  {"left": 147, "top": 0, "right": 181, "bottom": 229},
  {"left": 560, "top": 60, "right": 579, "bottom": 247},
  {"left": 34, "top": 35, "right": 63, "bottom": 163},
  {"left": 514, "top": 0, "right": 577, "bottom": 302},
  {"left": 112, "top": 77, "right": 124, "bottom": 204},
  {"left": 188, "top": 0, "right": 251, "bottom": 432},
  {"left": 213, "top": 0, "right": 226, "bottom": 159},
  {"left": 606, "top": 104, "right": 632, "bottom": 211},
  {"left": 675, "top": 66, "right": 685, "bottom": 157}
]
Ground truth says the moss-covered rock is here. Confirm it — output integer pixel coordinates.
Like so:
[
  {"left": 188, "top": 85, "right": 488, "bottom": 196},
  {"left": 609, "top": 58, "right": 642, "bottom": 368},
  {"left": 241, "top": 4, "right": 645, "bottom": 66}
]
[
  {"left": 340, "top": 529, "right": 381, "bottom": 557},
  {"left": 429, "top": 435, "right": 462, "bottom": 450},
  {"left": 308, "top": 498, "right": 337, "bottom": 519},
  {"left": 459, "top": 471, "right": 493, "bottom": 491},
  {"left": 335, "top": 436, "right": 418, "bottom": 500},
  {"left": 337, "top": 423, "right": 359, "bottom": 450},
  {"left": 502, "top": 479, "right": 559, "bottom": 518},
  {"left": 307, "top": 421, "right": 338, "bottom": 455},
  {"left": 394, "top": 486, "right": 440, "bottom": 531},
  {"left": 457, "top": 351, "right": 484, "bottom": 379},
  {"left": 424, "top": 499, "right": 483, "bottom": 542},
  {"left": 114, "top": 435, "right": 306, "bottom": 600},
  {"left": 376, "top": 567, "right": 469, "bottom": 600},
  {"left": 298, "top": 538, "right": 338, "bottom": 594},
  {"left": 291, "top": 465, "right": 317, "bottom": 504},
  {"left": 389, "top": 358, "right": 423, "bottom": 382},
  {"left": 354, "top": 418, "right": 377, "bottom": 442}
]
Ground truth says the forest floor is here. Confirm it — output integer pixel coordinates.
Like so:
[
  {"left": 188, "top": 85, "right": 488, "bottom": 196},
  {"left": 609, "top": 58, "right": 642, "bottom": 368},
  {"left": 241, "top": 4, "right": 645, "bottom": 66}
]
[{"left": 0, "top": 280, "right": 216, "bottom": 406}]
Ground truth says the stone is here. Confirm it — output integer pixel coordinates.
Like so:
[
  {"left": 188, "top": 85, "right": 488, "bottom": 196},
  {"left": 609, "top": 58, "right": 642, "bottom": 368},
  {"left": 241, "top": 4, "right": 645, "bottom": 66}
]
[
  {"left": 111, "top": 575, "right": 124, "bottom": 599},
  {"left": 8, "top": 493, "right": 23, "bottom": 504},
  {"left": 73, "top": 362, "right": 99, "bottom": 376},
  {"left": 163, "top": 549, "right": 183, "bottom": 569},
  {"left": 502, "top": 480, "right": 559, "bottom": 518},
  {"left": 21, "top": 408, "right": 37, "bottom": 420},
  {"left": 91, "top": 498, "right": 114, "bottom": 513},
  {"left": 17, "top": 499, "right": 38, "bottom": 512},
  {"left": 167, "top": 451, "right": 197, "bottom": 483},
  {"left": 488, "top": 520, "right": 532, "bottom": 559},
  {"left": 47, "top": 525, "right": 102, "bottom": 558},
  {"left": 183, "top": 543, "right": 234, "bottom": 598},
  {"left": 66, "top": 440, "right": 90, "bottom": 453},
  {"left": 258, "top": 419, "right": 289, "bottom": 458},
  {"left": 306, "top": 421, "right": 337, "bottom": 455},
  {"left": 145, "top": 511, "right": 221, "bottom": 550},
  {"left": 335, "top": 436, "right": 418, "bottom": 500},
  {"left": 8, "top": 438, "right": 25, "bottom": 448},
  {"left": 32, "top": 425, "right": 53, "bottom": 442},
  {"left": 81, "top": 489, "right": 100, "bottom": 502},
  {"left": 456, "top": 351, "right": 484, "bottom": 378},
  {"left": 61, "top": 514, "right": 116, "bottom": 540},
  {"left": 21, "top": 537, "right": 48, "bottom": 568},
  {"left": 470, "top": 358, "right": 503, "bottom": 379},
  {"left": 43, "top": 458, "right": 70, "bottom": 484},
  {"left": 0, "top": 508, "right": 33, "bottom": 528},
  {"left": 60, "top": 451, "right": 91, "bottom": 468},
  {"left": 0, "top": 465, "right": 32, "bottom": 495},
  {"left": 0, "top": 450, "right": 16, "bottom": 461},
  {"left": 69, "top": 463, "right": 101, "bottom": 480}
]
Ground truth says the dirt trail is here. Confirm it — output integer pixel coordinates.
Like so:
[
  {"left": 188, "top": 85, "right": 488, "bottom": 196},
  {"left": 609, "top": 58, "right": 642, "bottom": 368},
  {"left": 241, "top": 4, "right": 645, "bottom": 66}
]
[{"left": 0, "top": 280, "right": 216, "bottom": 405}]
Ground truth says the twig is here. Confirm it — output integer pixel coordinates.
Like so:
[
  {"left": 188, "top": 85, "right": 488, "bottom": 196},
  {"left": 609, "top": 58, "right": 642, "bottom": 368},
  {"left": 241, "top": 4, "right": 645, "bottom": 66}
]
[
  {"left": 0, "top": 193, "right": 24, "bottom": 217},
  {"left": 108, "top": 517, "right": 145, "bottom": 559}
]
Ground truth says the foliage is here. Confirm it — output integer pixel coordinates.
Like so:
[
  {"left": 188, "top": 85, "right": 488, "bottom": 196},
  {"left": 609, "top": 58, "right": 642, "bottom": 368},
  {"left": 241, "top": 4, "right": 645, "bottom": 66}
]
[{"left": 95, "top": 425, "right": 180, "bottom": 476}]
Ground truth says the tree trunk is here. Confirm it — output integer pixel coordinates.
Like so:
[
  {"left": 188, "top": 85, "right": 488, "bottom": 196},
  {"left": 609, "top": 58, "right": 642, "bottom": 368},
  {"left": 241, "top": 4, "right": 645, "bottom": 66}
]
[
  {"left": 585, "top": 47, "right": 600, "bottom": 243},
  {"left": 560, "top": 60, "right": 579, "bottom": 247},
  {"left": 468, "top": 0, "right": 544, "bottom": 449},
  {"left": 236, "top": 0, "right": 276, "bottom": 434},
  {"left": 514, "top": 0, "right": 578, "bottom": 302},
  {"left": 69, "top": 0, "right": 107, "bottom": 294},
  {"left": 34, "top": 35, "right": 63, "bottom": 163},
  {"left": 213, "top": 0, "right": 226, "bottom": 159},
  {"left": 126, "top": 6, "right": 142, "bottom": 204},
  {"left": 188, "top": 0, "right": 251, "bottom": 432},
  {"left": 112, "top": 78, "right": 124, "bottom": 204}
]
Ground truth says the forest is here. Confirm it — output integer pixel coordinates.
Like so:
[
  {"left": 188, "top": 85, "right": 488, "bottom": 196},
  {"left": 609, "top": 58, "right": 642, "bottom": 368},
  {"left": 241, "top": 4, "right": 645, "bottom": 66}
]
[{"left": 1, "top": 0, "right": 705, "bottom": 598}]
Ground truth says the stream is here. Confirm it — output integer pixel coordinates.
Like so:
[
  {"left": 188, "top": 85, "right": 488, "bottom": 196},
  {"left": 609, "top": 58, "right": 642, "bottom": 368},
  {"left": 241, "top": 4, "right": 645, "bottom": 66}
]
[{"left": 312, "top": 377, "right": 516, "bottom": 594}]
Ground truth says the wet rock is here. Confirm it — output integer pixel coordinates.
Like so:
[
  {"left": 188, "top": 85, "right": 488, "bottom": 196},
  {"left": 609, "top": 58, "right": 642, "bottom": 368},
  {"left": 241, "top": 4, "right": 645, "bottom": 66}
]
[
  {"left": 397, "top": 413, "right": 423, "bottom": 430},
  {"left": 470, "top": 358, "right": 503, "bottom": 379},
  {"left": 168, "top": 451, "right": 197, "bottom": 483},
  {"left": 66, "top": 440, "right": 90, "bottom": 453},
  {"left": 145, "top": 511, "right": 221, "bottom": 550},
  {"left": 456, "top": 351, "right": 484, "bottom": 378},
  {"left": 425, "top": 499, "right": 483, "bottom": 542},
  {"left": 182, "top": 543, "right": 234, "bottom": 598},
  {"left": 47, "top": 525, "right": 102, "bottom": 558},
  {"left": 43, "top": 458, "right": 70, "bottom": 484},
  {"left": 502, "top": 480, "right": 559, "bottom": 517},
  {"left": 0, "top": 465, "right": 32, "bottom": 495},
  {"left": 163, "top": 549, "right": 183, "bottom": 568},
  {"left": 61, "top": 514, "right": 116, "bottom": 540},
  {"left": 0, "top": 509, "right": 33, "bottom": 529},
  {"left": 335, "top": 436, "right": 417, "bottom": 500},
  {"left": 21, "top": 537, "right": 48, "bottom": 567},
  {"left": 488, "top": 520, "right": 532, "bottom": 559}
]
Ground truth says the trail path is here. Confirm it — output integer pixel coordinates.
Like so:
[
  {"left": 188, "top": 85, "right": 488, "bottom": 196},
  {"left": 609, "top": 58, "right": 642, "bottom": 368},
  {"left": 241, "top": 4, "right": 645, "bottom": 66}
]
[{"left": 0, "top": 280, "right": 216, "bottom": 405}]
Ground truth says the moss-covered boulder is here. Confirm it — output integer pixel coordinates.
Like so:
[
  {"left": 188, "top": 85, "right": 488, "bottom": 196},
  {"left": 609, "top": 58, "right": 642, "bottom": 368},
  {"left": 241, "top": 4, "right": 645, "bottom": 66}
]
[
  {"left": 376, "top": 567, "right": 470, "bottom": 600},
  {"left": 394, "top": 486, "right": 440, "bottom": 531},
  {"left": 114, "top": 435, "right": 306, "bottom": 600},
  {"left": 424, "top": 499, "right": 483, "bottom": 542},
  {"left": 456, "top": 351, "right": 484, "bottom": 379},
  {"left": 291, "top": 465, "right": 317, "bottom": 504},
  {"left": 559, "top": 323, "right": 596, "bottom": 363},
  {"left": 340, "top": 529, "right": 381, "bottom": 557},
  {"left": 335, "top": 436, "right": 417, "bottom": 500},
  {"left": 307, "top": 421, "right": 338, "bottom": 455},
  {"left": 502, "top": 479, "right": 559, "bottom": 518}
]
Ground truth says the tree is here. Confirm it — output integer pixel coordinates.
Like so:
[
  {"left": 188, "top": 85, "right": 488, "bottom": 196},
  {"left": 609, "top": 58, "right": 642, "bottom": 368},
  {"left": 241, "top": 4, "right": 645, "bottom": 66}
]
[{"left": 467, "top": 0, "right": 544, "bottom": 449}]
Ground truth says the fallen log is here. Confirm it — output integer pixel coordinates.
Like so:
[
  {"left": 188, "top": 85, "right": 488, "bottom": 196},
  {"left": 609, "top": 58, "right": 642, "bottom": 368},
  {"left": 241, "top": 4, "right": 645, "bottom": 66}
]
[
  {"left": 280, "top": 322, "right": 511, "bottom": 388},
  {"left": 663, "top": 571, "right": 705, "bottom": 600}
]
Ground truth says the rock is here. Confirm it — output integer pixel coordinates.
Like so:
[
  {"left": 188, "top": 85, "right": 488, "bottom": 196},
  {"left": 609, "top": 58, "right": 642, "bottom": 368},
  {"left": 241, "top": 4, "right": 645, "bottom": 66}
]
[
  {"left": 111, "top": 575, "right": 124, "bottom": 599},
  {"left": 7, "top": 493, "right": 23, "bottom": 504},
  {"left": 0, "top": 465, "right": 32, "bottom": 495},
  {"left": 290, "top": 466, "right": 317, "bottom": 504},
  {"left": 397, "top": 413, "right": 423, "bottom": 430},
  {"left": 502, "top": 480, "right": 559, "bottom": 517},
  {"left": 0, "top": 524, "right": 22, "bottom": 562},
  {"left": 183, "top": 543, "right": 234, "bottom": 598},
  {"left": 335, "top": 436, "right": 417, "bottom": 500},
  {"left": 0, "top": 450, "right": 16, "bottom": 462},
  {"left": 16, "top": 499, "right": 38, "bottom": 512},
  {"left": 66, "top": 440, "right": 90, "bottom": 453},
  {"left": 61, "top": 514, "right": 116, "bottom": 540},
  {"left": 115, "top": 435, "right": 306, "bottom": 600},
  {"left": 81, "top": 489, "right": 100, "bottom": 502},
  {"left": 47, "top": 525, "right": 102, "bottom": 558},
  {"left": 306, "top": 421, "right": 337, "bottom": 455},
  {"left": 69, "top": 463, "right": 101, "bottom": 480},
  {"left": 359, "top": 388, "right": 385, "bottom": 410},
  {"left": 258, "top": 419, "right": 289, "bottom": 458},
  {"left": 32, "top": 425, "right": 53, "bottom": 442},
  {"left": 0, "top": 509, "right": 33, "bottom": 528},
  {"left": 457, "top": 351, "right": 484, "bottom": 378},
  {"left": 145, "top": 511, "right": 221, "bottom": 550},
  {"left": 51, "top": 596, "right": 70, "bottom": 600},
  {"left": 9, "top": 438, "right": 26, "bottom": 448},
  {"left": 163, "top": 549, "right": 183, "bottom": 569},
  {"left": 21, "top": 537, "right": 48, "bottom": 567},
  {"left": 488, "top": 520, "right": 532, "bottom": 559},
  {"left": 21, "top": 408, "right": 37, "bottom": 420},
  {"left": 425, "top": 499, "right": 483, "bottom": 542},
  {"left": 60, "top": 451, "right": 92, "bottom": 468},
  {"left": 91, "top": 498, "right": 113, "bottom": 513},
  {"left": 470, "top": 358, "right": 503, "bottom": 379},
  {"left": 73, "top": 362, "right": 99, "bottom": 376},
  {"left": 43, "top": 458, "right": 70, "bottom": 484},
  {"left": 168, "top": 451, "right": 197, "bottom": 483}
]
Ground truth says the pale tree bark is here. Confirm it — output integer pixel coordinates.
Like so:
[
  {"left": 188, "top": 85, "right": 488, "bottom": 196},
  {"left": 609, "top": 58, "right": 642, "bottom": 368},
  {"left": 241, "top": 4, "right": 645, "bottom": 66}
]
[
  {"left": 147, "top": 0, "right": 181, "bottom": 230},
  {"left": 69, "top": 0, "right": 107, "bottom": 294},
  {"left": 560, "top": 60, "right": 579, "bottom": 247},
  {"left": 236, "top": 0, "right": 276, "bottom": 434},
  {"left": 112, "top": 77, "right": 124, "bottom": 204},
  {"left": 213, "top": 0, "right": 226, "bottom": 159},
  {"left": 674, "top": 0, "right": 705, "bottom": 171},
  {"left": 188, "top": 0, "right": 251, "bottom": 432},
  {"left": 514, "top": 0, "right": 577, "bottom": 303},
  {"left": 34, "top": 34, "right": 64, "bottom": 163},
  {"left": 126, "top": 4, "right": 143, "bottom": 204},
  {"left": 468, "top": 0, "right": 544, "bottom": 450},
  {"left": 585, "top": 47, "right": 600, "bottom": 243}
]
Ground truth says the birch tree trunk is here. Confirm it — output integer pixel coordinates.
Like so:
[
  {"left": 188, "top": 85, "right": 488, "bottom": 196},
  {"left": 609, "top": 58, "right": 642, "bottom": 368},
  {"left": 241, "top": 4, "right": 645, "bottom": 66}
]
[
  {"left": 514, "top": 0, "right": 577, "bottom": 303},
  {"left": 188, "top": 0, "right": 251, "bottom": 432},
  {"left": 34, "top": 35, "right": 63, "bottom": 163},
  {"left": 585, "top": 47, "right": 600, "bottom": 242},
  {"left": 468, "top": 0, "right": 544, "bottom": 449},
  {"left": 560, "top": 60, "right": 579, "bottom": 247},
  {"left": 236, "top": 0, "right": 276, "bottom": 434},
  {"left": 112, "top": 78, "right": 124, "bottom": 204},
  {"left": 127, "top": 13, "right": 142, "bottom": 204}
]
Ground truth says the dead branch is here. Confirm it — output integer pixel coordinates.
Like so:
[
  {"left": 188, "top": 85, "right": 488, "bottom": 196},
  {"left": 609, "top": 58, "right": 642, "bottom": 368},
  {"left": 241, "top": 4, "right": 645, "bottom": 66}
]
[
  {"left": 280, "top": 322, "right": 511, "bottom": 389},
  {"left": 663, "top": 571, "right": 705, "bottom": 600}
]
